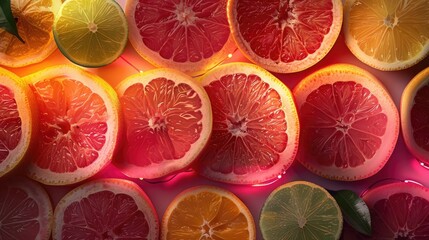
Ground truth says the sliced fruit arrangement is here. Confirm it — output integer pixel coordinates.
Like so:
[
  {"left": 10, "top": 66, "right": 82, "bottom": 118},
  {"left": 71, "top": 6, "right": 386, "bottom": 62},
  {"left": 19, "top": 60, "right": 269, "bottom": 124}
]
[
  {"left": 162, "top": 185, "right": 255, "bottom": 240},
  {"left": 24, "top": 65, "right": 121, "bottom": 185},
  {"left": 52, "top": 178, "right": 159, "bottom": 240},
  {"left": 356, "top": 181, "right": 429, "bottom": 239},
  {"left": 53, "top": 0, "right": 128, "bottom": 67},
  {"left": 0, "top": 0, "right": 61, "bottom": 67},
  {"left": 227, "top": 0, "right": 343, "bottom": 73},
  {"left": 115, "top": 68, "right": 212, "bottom": 180},
  {"left": 0, "top": 177, "right": 53, "bottom": 240},
  {"left": 125, "top": 0, "right": 236, "bottom": 75},
  {"left": 0, "top": 68, "right": 35, "bottom": 177},
  {"left": 260, "top": 181, "right": 342, "bottom": 240},
  {"left": 344, "top": 0, "right": 429, "bottom": 71},
  {"left": 195, "top": 62, "right": 299, "bottom": 185},
  {"left": 401, "top": 67, "right": 429, "bottom": 167},
  {"left": 293, "top": 64, "right": 399, "bottom": 181}
]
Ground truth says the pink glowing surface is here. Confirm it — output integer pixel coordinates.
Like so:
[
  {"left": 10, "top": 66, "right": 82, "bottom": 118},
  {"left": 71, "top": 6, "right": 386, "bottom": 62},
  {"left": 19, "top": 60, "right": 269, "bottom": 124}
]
[{"left": 4, "top": 1, "right": 429, "bottom": 239}]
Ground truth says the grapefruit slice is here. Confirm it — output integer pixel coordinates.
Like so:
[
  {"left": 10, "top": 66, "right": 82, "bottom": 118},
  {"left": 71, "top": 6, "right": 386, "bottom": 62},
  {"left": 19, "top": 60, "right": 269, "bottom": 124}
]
[
  {"left": 196, "top": 62, "right": 299, "bottom": 185},
  {"left": 227, "top": 0, "right": 343, "bottom": 73},
  {"left": 359, "top": 181, "right": 429, "bottom": 239},
  {"left": 115, "top": 68, "right": 212, "bottom": 179},
  {"left": 401, "top": 67, "right": 429, "bottom": 167},
  {"left": 53, "top": 178, "right": 159, "bottom": 240},
  {"left": 0, "top": 68, "right": 36, "bottom": 177},
  {"left": 344, "top": 0, "right": 429, "bottom": 71},
  {"left": 53, "top": 0, "right": 128, "bottom": 67},
  {"left": 0, "top": 177, "right": 53, "bottom": 240},
  {"left": 0, "top": 0, "right": 61, "bottom": 67},
  {"left": 161, "top": 185, "right": 256, "bottom": 240},
  {"left": 293, "top": 64, "right": 399, "bottom": 181},
  {"left": 260, "top": 181, "right": 342, "bottom": 240},
  {"left": 125, "top": 0, "right": 237, "bottom": 76},
  {"left": 23, "top": 65, "right": 121, "bottom": 185}
]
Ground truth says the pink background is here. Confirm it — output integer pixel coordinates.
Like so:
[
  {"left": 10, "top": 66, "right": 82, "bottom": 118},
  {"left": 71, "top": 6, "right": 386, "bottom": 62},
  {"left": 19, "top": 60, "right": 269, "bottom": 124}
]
[{"left": 4, "top": 0, "right": 429, "bottom": 239}]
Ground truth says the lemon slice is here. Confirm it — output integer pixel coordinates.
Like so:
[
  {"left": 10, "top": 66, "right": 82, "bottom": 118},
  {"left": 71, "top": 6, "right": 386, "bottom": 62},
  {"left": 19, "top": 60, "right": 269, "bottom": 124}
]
[
  {"left": 53, "top": 0, "right": 128, "bottom": 67},
  {"left": 344, "top": 0, "right": 429, "bottom": 71}
]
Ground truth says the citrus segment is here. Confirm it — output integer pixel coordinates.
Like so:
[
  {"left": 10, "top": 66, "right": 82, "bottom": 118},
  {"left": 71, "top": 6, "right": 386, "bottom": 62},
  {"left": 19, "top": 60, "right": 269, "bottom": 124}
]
[
  {"left": 126, "top": 0, "right": 236, "bottom": 75},
  {"left": 0, "top": 177, "right": 53, "bottom": 240},
  {"left": 344, "top": 0, "right": 429, "bottom": 71},
  {"left": 196, "top": 62, "right": 299, "bottom": 184},
  {"left": 351, "top": 182, "right": 429, "bottom": 239},
  {"left": 227, "top": 0, "right": 343, "bottom": 73},
  {"left": 0, "top": 0, "right": 61, "bottom": 67},
  {"left": 293, "top": 64, "right": 399, "bottom": 180},
  {"left": 401, "top": 67, "right": 429, "bottom": 166},
  {"left": 23, "top": 65, "right": 120, "bottom": 185},
  {"left": 115, "top": 68, "right": 212, "bottom": 179},
  {"left": 0, "top": 68, "right": 35, "bottom": 177},
  {"left": 53, "top": 0, "right": 128, "bottom": 67},
  {"left": 161, "top": 185, "right": 255, "bottom": 240},
  {"left": 260, "top": 181, "right": 342, "bottom": 240},
  {"left": 53, "top": 178, "right": 159, "bottom": 240}
]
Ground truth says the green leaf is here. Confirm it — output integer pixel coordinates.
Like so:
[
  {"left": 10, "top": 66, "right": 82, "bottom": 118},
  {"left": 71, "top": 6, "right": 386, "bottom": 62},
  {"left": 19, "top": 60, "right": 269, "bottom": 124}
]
[
  {"left": 332, "top": 190, "right": 372, "bottom": 236},
  {"left": 0, "top": 0, "right": 24, "bottom": 43}
]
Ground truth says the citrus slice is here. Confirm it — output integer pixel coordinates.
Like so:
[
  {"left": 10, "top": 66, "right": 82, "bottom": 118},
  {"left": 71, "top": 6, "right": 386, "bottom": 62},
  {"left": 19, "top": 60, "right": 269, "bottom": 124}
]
[
  {"left": 358, "top": 181, "right": 429, "bottom": 239},
  {"left": 0, "top": 177, "right": 53, "bottom": 240},
  {"left": 344, "top": 0, "right": 429, "bottom": 71},
  {"left": 260, "top": 181, "right": 342, "bottom": 240},
  {"left": 195, "top": 62, "right": 299, "bottom": 185},
  {"left": 115, "top": 68, "right": 212, "bottom": 179},
  {"left": 23, "top": 65, "right": 121, "bottom": 185},
  {"left": 161, "top": 185, "right": 256, "bottom": 240},
  {"left": 126, "top": 0, "right": 237, "bottom": 76},
  {"left": 0, "top": 0, "right": 61, "bottom": 67},
  {"left": 53, "top": 178, "right": 159, "bottom": 240},
  {"left": 0, "top": 68, "right": 35, "bottom": 177},
  {"left": 227, "top": 0, "right": 343, "bottom": 73},
  {"left": 293, "top": 64, "right": 399, "bottom": 181},
  {"left": 53, "top": 0, "right": 128, "bottom": 67},
  {"left": 401, "top": 67, "right": 429, "bottom": 167}
]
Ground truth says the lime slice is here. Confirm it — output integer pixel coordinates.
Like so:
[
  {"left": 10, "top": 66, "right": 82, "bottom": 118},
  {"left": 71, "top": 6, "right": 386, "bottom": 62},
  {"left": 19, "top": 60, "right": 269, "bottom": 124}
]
[
  {"left": 260, "top": 181, "right": 343, "bottom": 240},
  {"left": 53, "top": 0, "right": 128, "bottom": 67}
]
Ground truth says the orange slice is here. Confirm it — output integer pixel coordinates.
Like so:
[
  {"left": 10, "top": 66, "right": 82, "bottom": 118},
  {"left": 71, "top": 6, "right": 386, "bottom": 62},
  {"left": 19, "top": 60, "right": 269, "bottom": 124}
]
[
  {"left": 227, "top": 0, "right": 343, "bottom": 73},
  {"left": 53, "top": 178, "right": 159, "bottom": 240},
  {"left": 344, "top": 0, "right": 429, "bottom": 71},
  {"left": 0, "top": 0, "right": 61, "bottom": 67},
  {"left": 115, "top": 68, "right": 212, "bottom": 179},
  {"left": 23, "top": 65, "right": 121, "bottom": 185},
  {"left": 195, "top": 62, "right": 299, "bottom": 184},
  {"left": 0, "top": 68, "right": 36, "bottom": 177},
  {"left": 293, "top": 64, "right": 399, "bottom": 180},
  {"left": 161, "top": 185, "right": 256, "bottom": 240},
  {"left": 401, "top": 67, "right": 429, "bottom": 167},
  {"left": 125, "top": 0, "right": 237, "bottom": 76}
]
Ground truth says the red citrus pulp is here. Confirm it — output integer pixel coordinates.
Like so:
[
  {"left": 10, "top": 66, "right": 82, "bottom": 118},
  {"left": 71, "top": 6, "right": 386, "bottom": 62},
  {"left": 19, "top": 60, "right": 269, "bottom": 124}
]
[
  {"left": 0, "top": 177, "right": 53, "bottom": 240},
  {"left": 227, "top": 0, "right": 343, "bottom": 73},
  {"left": 293, "top": 64, "right": 399, "bottom": 180},
  {"left": 126, "top": 0, "right": 236, "bottom": 75},
  {"left": 196, "top": 62, "right": 299, "bottom": 184},
  {"left": 0, "top": 68, "right": 36, "bottom": 177},
  {"left": 115, "top": 68, "right": 212, "bottom": 179},
  {"left": 53, "top": 178, "right": 159, "bottom": 240},
  {"left": 401, "top": 67, "right": 429, "bottom": 167},
  {"left": 24, "top": 65, "right": 121, "bottom": 185}
]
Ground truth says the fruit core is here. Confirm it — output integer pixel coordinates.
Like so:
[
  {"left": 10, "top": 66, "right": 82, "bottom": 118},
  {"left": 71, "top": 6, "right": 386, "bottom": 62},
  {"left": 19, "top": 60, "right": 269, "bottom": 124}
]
[
  {"left": 274, "top": 1, "right": 297, "bottom": 28},
  {"left": 384, "top": 14, "right": 398, "bottom": 28},
  {"left": 227, "top": 116, "right": 248, "bottom": 137},
  {"left": 88, "top": 22, "right": 98, "bottom": 33},
  {"left": 175, "top": 2, "right": 196, "bottom": 26}
]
